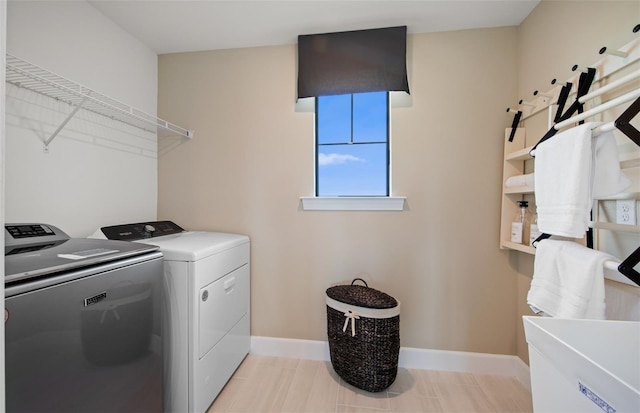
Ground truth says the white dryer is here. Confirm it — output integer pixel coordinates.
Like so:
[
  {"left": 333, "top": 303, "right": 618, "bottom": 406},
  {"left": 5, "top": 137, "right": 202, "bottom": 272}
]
[{"left": 93, "top": 221, "right": 250, "bottom": 413}]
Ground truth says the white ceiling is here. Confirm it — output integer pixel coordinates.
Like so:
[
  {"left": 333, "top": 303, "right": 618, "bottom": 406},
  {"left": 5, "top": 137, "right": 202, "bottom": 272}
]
[{"left": 88, "top": 0, "right": 540, "bottom": 54}]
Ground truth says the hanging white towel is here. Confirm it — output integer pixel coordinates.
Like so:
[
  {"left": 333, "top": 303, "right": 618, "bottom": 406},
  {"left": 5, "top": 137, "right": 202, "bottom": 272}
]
[
  {"left": 527, "top": 239, "right": 614, "bottom": 319},
  {"left": 534, "top": 122, "right": 630, "bottom": 237},
  {"left": 534, "top": 123, "right": 594, "bottom": 237},
  {"left": 592, "top": 130, "right": 631, "bottom": 198}
]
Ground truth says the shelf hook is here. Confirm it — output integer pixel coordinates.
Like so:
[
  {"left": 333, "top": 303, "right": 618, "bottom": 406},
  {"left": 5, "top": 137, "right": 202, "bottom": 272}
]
[
  {"left": 519, "top": 99, "right": 536, "bottom": 107},
  {"left": 599, "top": 46, "right": 629, "bottom": 58},
  {"left": 571, "top": 64, "right": 592, "bottom": 73},
  {"left": 533, "top": 90, "right": 553, "bottom": 98}
]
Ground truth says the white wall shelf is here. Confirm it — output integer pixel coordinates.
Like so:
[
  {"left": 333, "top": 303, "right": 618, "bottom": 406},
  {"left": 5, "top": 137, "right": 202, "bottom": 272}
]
[
  {"left": 5, "top": 54, "right": 193, "bottom": 148},
  {"left": 501, "top": 241, "right": 536, "bottom": 255},
  {"left": 505, "top": 146, "right": 534, "bottom": 162},
  {"left": 505, "top": 186, "right": 535, "bottom": 195}
]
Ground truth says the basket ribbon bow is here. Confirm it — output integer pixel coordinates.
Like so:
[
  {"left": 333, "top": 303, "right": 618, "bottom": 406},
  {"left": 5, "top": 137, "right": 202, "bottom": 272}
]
[{"left": 342, "top": 310, "right": 360, "bottom": 337}]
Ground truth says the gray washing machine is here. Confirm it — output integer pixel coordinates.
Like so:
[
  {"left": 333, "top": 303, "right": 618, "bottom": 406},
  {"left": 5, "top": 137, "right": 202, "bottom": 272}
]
[{"left": 4, "top": 223, "right": 166, "bottom": 412}]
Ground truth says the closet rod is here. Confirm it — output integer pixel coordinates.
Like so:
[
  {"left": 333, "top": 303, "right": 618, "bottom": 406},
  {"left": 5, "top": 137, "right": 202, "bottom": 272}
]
[
  {"left": 554, "top": 88, "right": 640, "bottom": 130},
  {"left": 579, "top": 70, "right": 640, "bottom": 103},
  {"left": 592, "top": 121, "right": 616, "bottom": 137}
]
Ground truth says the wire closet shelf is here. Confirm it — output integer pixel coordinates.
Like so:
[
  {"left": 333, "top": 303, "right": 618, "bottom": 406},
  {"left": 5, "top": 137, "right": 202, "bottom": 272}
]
[{"left": 5, "top": 54, "right": 193, "bottom": 145}]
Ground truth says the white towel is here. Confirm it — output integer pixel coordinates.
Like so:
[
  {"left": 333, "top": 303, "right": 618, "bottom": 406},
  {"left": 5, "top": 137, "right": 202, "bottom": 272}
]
[
  {"left": 527, "top": 239, "right": 613, "bottom": 319},
  {"left": 534, "top": 123, "right": 594, "bottom": 237},
  {"left": 534, "top": 122, "right": 630, "bottom": 237},
  {"left": 505, "top": 173, "right": 535, "bottom": 188},
  {"left": 592, "top": 130, "right": 631, "bottom": 198}
]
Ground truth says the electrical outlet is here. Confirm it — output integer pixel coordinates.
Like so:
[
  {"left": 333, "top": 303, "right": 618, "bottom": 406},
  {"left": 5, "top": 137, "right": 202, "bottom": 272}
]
[{"left": 616, "top": 200, "right": 636, "bottom": 225}]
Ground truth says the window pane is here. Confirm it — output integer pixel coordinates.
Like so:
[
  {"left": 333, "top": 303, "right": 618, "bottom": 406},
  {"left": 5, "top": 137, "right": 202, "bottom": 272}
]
[
  {"left": 353, "top": 92, "right": 387, "bottom": 143},
  {"left": 317, "top": 94, "right": 351, "bottom": 144},
  {"left": 317, "top": 143, "right": 388, "bottom": 196}
]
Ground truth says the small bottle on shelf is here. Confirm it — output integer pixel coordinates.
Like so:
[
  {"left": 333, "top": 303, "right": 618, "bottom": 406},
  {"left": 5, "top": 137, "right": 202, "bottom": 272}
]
[
  {"left": 511, "top": 201, "right": 530, "bottom": 244},
  {"left": 529, "top": 211, "right": 542, "bottom": 246}
]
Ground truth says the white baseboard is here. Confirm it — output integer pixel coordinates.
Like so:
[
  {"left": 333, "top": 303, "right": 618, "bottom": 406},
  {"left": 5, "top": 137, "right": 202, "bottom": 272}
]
[
  {"left": 251, "top": 336, "right": 331, "bottom": 361},
  {"left": 250, "top": 336, "right": 531, "bottom": 391},
  {"left": 512, "top": 356, "right": 532, "bottom": 391}
]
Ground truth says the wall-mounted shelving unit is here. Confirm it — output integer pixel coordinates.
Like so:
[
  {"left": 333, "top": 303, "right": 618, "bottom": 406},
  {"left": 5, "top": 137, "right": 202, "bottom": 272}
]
[
  {"left": 500, "top": 33, "right": 640, "bottom": 288},
  {"left": 499, "top": 127, "right": 640, "bottom": 258},
  {"left": 499, "top": 127, "right": 536, "bottom": 255},
  {"left": 5, "top": 53, "right": 193, "bottom": 149}
]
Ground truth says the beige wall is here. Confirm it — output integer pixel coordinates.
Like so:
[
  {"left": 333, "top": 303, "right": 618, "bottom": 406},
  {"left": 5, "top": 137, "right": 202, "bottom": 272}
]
[
  {"left": 158, "top": 27, "right": 520, "bottom": 355},
  {"left": 518, "top": 0, "right": 640, "bottom": 100},
  {"left": 514, "top": 0, "right": 640, "bottom": 362},
  {"left": 158, "top": 1, "right": 640, "bottom": 361}
]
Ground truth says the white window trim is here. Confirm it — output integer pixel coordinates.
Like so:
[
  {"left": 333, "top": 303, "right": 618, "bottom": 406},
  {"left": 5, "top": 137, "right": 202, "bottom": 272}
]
[{"left": 300, "top": 196, "right": 406, "bottom": 211}]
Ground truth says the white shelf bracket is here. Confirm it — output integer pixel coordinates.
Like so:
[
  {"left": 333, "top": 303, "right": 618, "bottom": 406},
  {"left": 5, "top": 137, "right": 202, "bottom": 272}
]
[{"left": 44, "top": 95, "right": 88, "bottom": 152}]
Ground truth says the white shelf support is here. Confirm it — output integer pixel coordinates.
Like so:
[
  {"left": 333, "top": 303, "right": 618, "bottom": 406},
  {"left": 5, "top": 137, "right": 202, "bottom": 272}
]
[{"left": 44, "top": 95, "right": 88, "bottom": 151}]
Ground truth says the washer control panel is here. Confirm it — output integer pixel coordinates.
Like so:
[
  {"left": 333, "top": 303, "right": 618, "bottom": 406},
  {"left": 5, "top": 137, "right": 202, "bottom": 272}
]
[
  {"left": 100, "top": 221, "right": 185, "bottom": 241},
  {"left": 5, "top": 223, "right": 69, "bottom": 246}
]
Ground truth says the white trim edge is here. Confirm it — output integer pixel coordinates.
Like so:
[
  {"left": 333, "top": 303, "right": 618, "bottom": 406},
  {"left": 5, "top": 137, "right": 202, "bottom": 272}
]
[
  {"left": 251, "top": 336, "right": 331, "bottom": 361},
  {"left": 250, "top": 336, "right": 530, "bottom": 391},
  {"left": 300, "top": 196, "right": 406, "bottom": 211},
  {"left": 398, "top": 347, "right": 531, "bottom": 391}
]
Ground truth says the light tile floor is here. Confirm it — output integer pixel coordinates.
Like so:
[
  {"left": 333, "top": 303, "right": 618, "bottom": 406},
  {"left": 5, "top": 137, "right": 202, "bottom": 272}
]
[{"left": 208, "top": 354, "right": 533, "bottom": 413}]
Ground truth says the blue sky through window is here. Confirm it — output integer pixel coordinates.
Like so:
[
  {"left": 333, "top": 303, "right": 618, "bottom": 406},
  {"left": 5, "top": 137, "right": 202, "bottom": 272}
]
[{"left": 316, "top": 92, "right": 388, "bottom": 196}]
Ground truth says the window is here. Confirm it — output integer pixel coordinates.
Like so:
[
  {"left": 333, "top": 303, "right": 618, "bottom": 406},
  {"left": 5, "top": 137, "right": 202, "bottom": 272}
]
[{"left": 315, "top": 91, "right": 389, "bottom": 196}]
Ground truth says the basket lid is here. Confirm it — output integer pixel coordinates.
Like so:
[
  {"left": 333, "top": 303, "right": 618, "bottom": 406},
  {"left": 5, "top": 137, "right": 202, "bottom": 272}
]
[{"left": 326, "top": 278, "right": 397, "bottom": 309}]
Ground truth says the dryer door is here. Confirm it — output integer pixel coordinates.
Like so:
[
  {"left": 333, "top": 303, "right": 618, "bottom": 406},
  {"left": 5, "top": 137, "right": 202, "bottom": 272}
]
[{"left": 198, "top": 264, "right": 250, "bottom": 358}]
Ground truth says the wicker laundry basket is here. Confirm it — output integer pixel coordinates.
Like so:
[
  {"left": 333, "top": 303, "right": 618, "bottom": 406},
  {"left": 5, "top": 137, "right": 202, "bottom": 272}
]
[{"left": 325, "top": 278, "right": 400, "bottom": 392}]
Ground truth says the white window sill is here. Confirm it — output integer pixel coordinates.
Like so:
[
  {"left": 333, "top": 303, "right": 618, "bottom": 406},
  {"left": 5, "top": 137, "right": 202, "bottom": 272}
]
[{"left": 300, "top": 197, "right": 406, "bottom": 211}]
